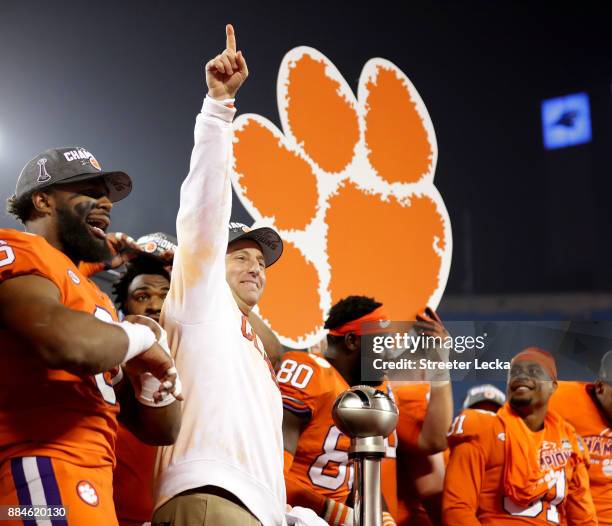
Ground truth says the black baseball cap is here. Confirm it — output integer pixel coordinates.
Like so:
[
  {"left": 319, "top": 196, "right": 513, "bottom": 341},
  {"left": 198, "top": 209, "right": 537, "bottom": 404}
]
[
  {"left": 599, "top": 350, "right": 612, "bottom": 384},
  {"left": 14, "top": 146, "right": 132, "bottom": 203},
  {"left": 228, "top": 222, "right": 283, "bottom": 267},
  {"left": 137, "top": 232, "right": 178, "bottom": 259},
  {"left": 463, "top": 384, "right": 506, "bottom": 409}
]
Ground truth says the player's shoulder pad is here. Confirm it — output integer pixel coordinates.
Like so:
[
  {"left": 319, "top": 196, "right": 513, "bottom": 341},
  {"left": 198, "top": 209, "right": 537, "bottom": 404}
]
[
  {"left": 281, "top": 350, "right": 333, "bottom": 370},
  {"left": 279, "top": 351, "right": 335, "bottom": 396},
  {"left": 0, "top": 229, "right": 42, "bottom": 246},
  {"left": 447, "top": 408, "right": 501, "bottom": 447},
  {"left": 0, "top": 229, "right": 57, "bottom": 278},
  {"left": 549, "top": 381, "right": 592, "bottom": 419}
]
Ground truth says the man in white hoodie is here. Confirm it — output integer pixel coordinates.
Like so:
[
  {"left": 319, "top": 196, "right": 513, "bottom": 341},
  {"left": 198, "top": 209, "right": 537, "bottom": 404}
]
[{"left": 151, "top": 25, "right": 305, "bottom": 526}]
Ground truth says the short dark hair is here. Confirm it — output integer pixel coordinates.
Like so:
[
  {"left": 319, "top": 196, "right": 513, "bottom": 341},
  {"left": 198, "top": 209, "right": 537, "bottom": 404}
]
[
  {"left": 6, "top": 192, "right": 36, "bottom": 223},
  {"left": 324, "top": 295, "right": 382, "bottom": 344},
  {"left": 113, "top": 255, "right": 171, "bottom": 313}
]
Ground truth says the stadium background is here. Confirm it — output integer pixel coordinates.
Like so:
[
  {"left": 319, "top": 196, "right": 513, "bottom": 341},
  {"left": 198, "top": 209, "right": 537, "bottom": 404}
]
[{"left": 1, "top": 0, "right": 610, "bottom": 408}]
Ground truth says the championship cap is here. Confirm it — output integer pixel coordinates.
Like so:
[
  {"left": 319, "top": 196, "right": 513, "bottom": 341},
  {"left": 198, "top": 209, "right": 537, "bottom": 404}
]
[
  {"left": 137, "top": 232, "right": 178, "bottom": 259},
  {"left": 228, "top": 222, "right": 283, "bottom": 267},
  {"left": 463, "top": 384, "right": 506, "bottom": 409},
  {"left": 599, "top": 350, "right": 612, "bottom": 384},
  {"left": 14, "top": 146, "right": 132, "bottom": 203}
]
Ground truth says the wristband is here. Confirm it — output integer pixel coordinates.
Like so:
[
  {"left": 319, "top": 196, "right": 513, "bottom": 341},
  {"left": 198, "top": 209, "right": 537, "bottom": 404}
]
[
  {"left": 382, "top": 511, "right": 397, "bottom": 526},
  {"left": 323, "top": 499, "right": 353, "bottom": 526},
  {"left": 138, "top": 372, "right": 176, "bottom": 407},
  {"left": 117, "top": 321, "right": 157, "bottom": 362}
]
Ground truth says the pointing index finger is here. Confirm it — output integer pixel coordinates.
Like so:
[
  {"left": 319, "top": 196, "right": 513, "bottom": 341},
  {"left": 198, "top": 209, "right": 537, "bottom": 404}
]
[{"left": 226, "top": 24, "right": 237, "bottom": 51}]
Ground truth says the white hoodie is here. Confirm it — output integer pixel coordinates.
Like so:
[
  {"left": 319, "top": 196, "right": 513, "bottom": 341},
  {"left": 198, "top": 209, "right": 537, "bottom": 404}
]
[{"left": 155, "top": 96, "right": 286, "bottom": 526}]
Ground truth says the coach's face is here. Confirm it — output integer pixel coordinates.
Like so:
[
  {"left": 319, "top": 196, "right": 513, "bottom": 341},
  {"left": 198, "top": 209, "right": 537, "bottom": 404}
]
[
  {"left": 226, "top": 239, "right": 266, "bottom": 312},
  {"left": 507, "top": 360, "right": 557, "bottom": 410}
]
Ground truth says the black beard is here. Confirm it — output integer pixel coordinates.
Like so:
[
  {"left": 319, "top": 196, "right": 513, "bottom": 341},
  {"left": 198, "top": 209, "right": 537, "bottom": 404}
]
[
  {"left": 57, "top": 204, "right": 111, "bottom": 264},
  {"left": 509, "top": 396, "right": 533, "bottom": 409}
]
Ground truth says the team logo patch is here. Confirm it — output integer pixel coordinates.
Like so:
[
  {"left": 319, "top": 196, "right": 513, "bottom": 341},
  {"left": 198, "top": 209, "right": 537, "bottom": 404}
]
[
  {"left": 36, "top": 158, "right": 51, "bottom": 183},
  {"left": 143, "top": 241, "right": 158, "bottom": 253},
  {"left": 76, "top": 480, "right": 99, "bottom": 506},
  {"left": 539, "top": 441, "right": 572, "bottom": 470},
  {"left": 497, "top": 432, "right": 506, "bottom": 442},
  {"left": 89, "top": 156, "right": 101, "bottom": 170},
  {"left": 67, "top": 269, "right": 80, "bottom": 284}
]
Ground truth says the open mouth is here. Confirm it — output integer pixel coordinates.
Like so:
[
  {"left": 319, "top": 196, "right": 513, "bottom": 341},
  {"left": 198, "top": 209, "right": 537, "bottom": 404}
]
[
  {"left": 86, "top": 215, "right": 109, "bottom": 240},
  {"left": 510, "top": 380, "right": 534, "bottom": 393}
]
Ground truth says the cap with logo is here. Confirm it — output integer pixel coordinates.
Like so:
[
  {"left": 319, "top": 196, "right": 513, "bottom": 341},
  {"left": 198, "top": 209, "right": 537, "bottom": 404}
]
[
  {"left": 136, "top": 232, "right": 178, "bottom": 259},
  {"left": 599, "top": 350, "right": 612, "bottom": 384},
  {"left": 14, "top": 146, "right": 132, "bottom": 203},
  {"left": 462, "top": 384, "right": 506, "bottom": 409},
  {"left": 228, "top": 222, "right": 283, "bottom": 267}
]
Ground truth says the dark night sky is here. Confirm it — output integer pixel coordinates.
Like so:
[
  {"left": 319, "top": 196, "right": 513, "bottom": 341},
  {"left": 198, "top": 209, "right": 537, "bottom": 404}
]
[{"left": 1, "top": 1, "right": 610, "bottom": 295}]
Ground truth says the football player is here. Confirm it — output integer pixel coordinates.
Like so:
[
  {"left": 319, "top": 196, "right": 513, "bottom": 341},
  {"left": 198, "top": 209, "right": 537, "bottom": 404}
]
[
  {"left": 549, "top": 351, "right": 612, "bottom": 524},
  {"left": 444, "top": 348, "right": 597, "bottom": 525},
  {"left": 0, "top": 150, "right": 181, "bottom": 525},
  {"left": 280, "top": 295, "right": 400, "bottom": 525}
]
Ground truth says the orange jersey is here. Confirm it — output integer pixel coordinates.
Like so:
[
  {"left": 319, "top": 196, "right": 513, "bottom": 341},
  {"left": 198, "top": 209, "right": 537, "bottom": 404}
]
[
  {"left": 394, "top": 383, "right": 429, "bottom": 451},
  {"left": 443, "top": 408, "right": 597, "bottom": 526},
  {"left": 0, "top": 229, "right": 120, "bottom": 469},
  {"left": 113, "top": 424, "right": 157, "bottom": 526},
  {"left": 279, "top": 351, "right": 397, "bottom": 509},
  {"left": 550, "top": 381, "right": 612, "bottom": 525},
  {"left": 393, "top": 383, "right": 432, "bottom": 526}
]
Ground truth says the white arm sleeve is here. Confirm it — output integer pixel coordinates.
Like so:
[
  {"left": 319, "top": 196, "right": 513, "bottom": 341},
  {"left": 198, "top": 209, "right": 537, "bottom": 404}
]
[{"left": 163, "top": 96, "right": 236, "bottom": 324}]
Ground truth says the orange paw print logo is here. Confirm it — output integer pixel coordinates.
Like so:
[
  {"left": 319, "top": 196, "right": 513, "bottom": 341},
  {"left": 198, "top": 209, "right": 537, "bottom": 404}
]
[{"left": 231, "top": 48, "right": 452, "bottom": 347}]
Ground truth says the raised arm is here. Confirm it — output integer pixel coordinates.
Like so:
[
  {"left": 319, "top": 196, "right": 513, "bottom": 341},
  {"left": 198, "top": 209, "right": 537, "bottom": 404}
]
[
  {"left": 414, "top": 308, "right": 454, "bottom": 453},
  {"left": 165, "top": 25, "right": 248, "bottom": 323}
]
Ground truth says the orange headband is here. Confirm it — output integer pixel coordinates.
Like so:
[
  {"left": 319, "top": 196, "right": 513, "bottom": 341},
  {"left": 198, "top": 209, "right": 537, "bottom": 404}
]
[
  {"left": 511, "top": 347, "right": 557, "bottom": 381},
  {"left": 328, "top": 306, "right": 390, "bottom": 336}
]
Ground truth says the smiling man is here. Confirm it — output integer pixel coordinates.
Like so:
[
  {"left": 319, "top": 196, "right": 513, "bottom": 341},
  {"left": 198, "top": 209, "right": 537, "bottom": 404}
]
[
  {"left": 443, "top": 348, "right": 597, "bottom": 525},
  {"left": 151, "top": 25, "right": 294, "bottom": 526},
  {"left": 0, "top": 147, "right": 181, "bottom": 525}
]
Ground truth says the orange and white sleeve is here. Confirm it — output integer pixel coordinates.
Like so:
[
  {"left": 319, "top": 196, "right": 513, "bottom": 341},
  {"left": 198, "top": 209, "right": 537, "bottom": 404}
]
[
  {"left": 442, "top": 412, "right": 486, "bottom": 526},
  {"left": 278, "top": 352, "right": 321, "bottom": 420},
  {"left": 0, "top": 233, "right": 61, "bottom": 291}
]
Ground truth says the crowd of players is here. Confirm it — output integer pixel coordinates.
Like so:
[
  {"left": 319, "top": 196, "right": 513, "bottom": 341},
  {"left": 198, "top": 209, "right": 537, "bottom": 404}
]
[{"left": 0, "top": 24, "right": 611, "bottom": 526}]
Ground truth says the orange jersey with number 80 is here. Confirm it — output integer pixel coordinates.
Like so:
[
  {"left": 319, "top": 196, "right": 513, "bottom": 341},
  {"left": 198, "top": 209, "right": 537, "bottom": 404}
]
[
  {"left": 0, "top": 229, "right": 120, "bottom": 469},
  {"left": 279, "top": 351, "right": 397, "bottom": 506}
]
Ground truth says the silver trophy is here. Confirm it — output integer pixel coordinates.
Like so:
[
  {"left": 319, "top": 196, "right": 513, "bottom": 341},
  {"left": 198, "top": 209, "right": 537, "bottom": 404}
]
[{"left": 332, "top": 386, "right": 399, "bottom": 526}]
